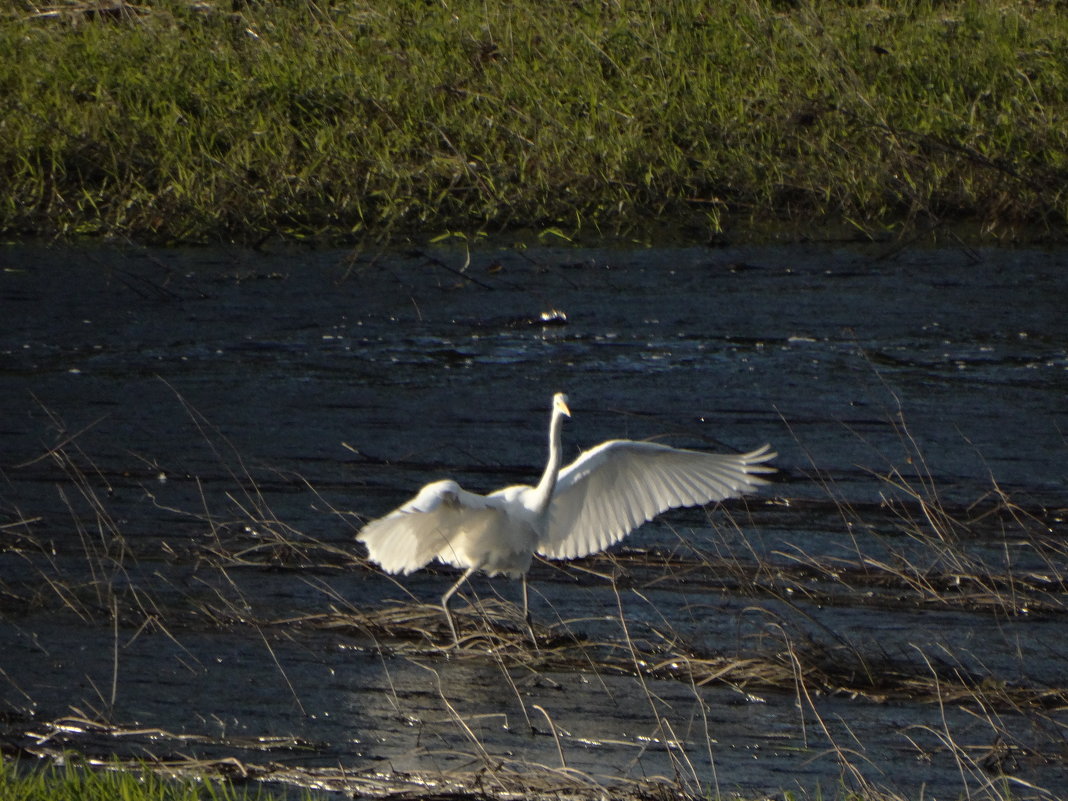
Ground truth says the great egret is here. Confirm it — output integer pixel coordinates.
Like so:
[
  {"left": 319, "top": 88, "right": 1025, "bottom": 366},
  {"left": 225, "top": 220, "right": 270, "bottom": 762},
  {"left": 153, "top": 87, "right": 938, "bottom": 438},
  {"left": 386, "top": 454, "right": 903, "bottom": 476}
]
[{"left": 358, "top": 393, "right": 775, "bottom": 643}]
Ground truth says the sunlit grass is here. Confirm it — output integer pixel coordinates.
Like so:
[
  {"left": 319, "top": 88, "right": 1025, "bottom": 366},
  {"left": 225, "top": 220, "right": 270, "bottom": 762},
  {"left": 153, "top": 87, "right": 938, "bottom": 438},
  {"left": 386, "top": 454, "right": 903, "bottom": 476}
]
[
  {"left": 0, "top": 0, "right": 1065, "bottom": 243},
  {"left": 0, "top": 758, "right": 298, "bottom": 801}
]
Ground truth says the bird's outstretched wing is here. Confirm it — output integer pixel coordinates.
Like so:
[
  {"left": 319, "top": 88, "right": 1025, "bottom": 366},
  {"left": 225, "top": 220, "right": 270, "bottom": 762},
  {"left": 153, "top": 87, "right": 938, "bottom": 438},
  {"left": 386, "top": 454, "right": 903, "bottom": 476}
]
[
  {"left": 537, "top": 442, "right": 775, "bottom": 560},
  {"left": 357, "top": 480, "right": 502, "bottom": 574}
]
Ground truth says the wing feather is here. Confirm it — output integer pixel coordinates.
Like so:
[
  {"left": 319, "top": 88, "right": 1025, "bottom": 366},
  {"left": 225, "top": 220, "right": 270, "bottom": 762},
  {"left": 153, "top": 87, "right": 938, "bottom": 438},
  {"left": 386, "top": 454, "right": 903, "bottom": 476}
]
[
  {"left": 357, "top": 480, "right": 503, "bottom": 574},
  {"left": 537, "top": 442, "right": 775, "bottom": 560}
]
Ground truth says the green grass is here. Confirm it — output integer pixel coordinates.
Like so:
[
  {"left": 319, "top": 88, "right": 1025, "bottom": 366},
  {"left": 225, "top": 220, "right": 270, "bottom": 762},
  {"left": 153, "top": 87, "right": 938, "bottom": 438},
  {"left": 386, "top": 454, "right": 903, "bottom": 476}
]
[
  {"left": 1, "top": 0, "right": 1066, "bottom": 244},
  {"left": 0, "top": 758, "right": 296, "bottom": 801}
]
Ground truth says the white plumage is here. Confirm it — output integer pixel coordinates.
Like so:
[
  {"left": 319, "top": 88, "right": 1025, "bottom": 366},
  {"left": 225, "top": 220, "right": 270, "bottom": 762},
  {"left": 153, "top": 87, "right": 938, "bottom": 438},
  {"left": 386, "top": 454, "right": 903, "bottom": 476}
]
[{"left": 357, "top": 393, "right": 775, "bottom": 643}]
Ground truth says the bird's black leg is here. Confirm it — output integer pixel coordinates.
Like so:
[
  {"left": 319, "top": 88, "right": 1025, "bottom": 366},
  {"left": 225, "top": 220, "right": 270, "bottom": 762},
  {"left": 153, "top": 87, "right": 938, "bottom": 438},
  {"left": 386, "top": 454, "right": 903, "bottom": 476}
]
[
  {"left": 441, "top": 566, "right": 477, "bottom": 647},
  {"left": 521, "top": 574, "right": 537, "bottom": 647}
]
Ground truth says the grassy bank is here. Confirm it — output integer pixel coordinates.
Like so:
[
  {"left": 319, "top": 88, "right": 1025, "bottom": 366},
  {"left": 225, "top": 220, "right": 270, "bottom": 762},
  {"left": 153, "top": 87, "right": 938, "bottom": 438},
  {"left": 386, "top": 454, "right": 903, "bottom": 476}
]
[
  {"left": 0, "top": 758, "right": 301, "bottom": 801},
  {"left": 1, "top": 0, "right": 1066, "bottom": 244}
]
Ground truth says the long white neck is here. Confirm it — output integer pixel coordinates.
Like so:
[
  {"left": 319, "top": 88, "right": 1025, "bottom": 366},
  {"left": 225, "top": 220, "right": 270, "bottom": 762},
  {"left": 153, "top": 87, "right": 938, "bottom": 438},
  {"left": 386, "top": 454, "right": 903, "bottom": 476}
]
[{"left": 531, "top": 406, "right": 566, "bottom": 516}]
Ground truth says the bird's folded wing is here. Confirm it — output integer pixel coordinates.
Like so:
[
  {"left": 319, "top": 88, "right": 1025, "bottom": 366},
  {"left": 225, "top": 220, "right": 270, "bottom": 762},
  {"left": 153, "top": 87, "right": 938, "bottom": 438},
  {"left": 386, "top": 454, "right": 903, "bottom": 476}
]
[
  {"left": 537, "top": 442, "right": 775, "bottom": 560},
  {"left": 357, "top": 480, "right": 498, "bottom": 574}
]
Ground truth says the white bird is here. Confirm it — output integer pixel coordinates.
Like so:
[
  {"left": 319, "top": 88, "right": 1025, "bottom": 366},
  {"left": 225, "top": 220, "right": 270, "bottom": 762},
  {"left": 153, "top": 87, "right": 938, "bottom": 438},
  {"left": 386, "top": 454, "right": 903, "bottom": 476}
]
[{"left": 357, "top": 393, "right": 775, "bottom": 644}]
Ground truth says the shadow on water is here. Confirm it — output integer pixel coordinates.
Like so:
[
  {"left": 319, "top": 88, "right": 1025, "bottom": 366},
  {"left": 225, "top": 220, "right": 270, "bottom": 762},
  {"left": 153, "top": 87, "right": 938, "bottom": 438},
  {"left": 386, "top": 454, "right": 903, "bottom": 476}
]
[{"left": 0, "top": 242, "right": 1066, "bottom": 799}]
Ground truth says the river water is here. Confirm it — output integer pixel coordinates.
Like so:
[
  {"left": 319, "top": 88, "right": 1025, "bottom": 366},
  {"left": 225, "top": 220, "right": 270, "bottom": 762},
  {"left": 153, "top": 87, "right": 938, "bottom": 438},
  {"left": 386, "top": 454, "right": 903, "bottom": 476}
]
[{"left": 0, "top": 241, "right": 1065, "bottom": 799}]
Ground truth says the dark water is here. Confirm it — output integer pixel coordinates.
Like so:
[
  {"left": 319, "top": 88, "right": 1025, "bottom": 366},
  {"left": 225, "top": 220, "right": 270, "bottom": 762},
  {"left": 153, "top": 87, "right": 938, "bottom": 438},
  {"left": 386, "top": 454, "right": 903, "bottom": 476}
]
[{"left": 0, "top": 242, "right": 1066, "bottom": 799}]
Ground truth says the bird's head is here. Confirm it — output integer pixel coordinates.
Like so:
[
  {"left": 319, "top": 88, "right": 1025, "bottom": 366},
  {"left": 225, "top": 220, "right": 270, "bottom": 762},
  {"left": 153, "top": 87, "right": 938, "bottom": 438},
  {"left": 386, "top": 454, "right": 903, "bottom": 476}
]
[{"left": 553, "top": 392, "right": 571, "bottom": 418}]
